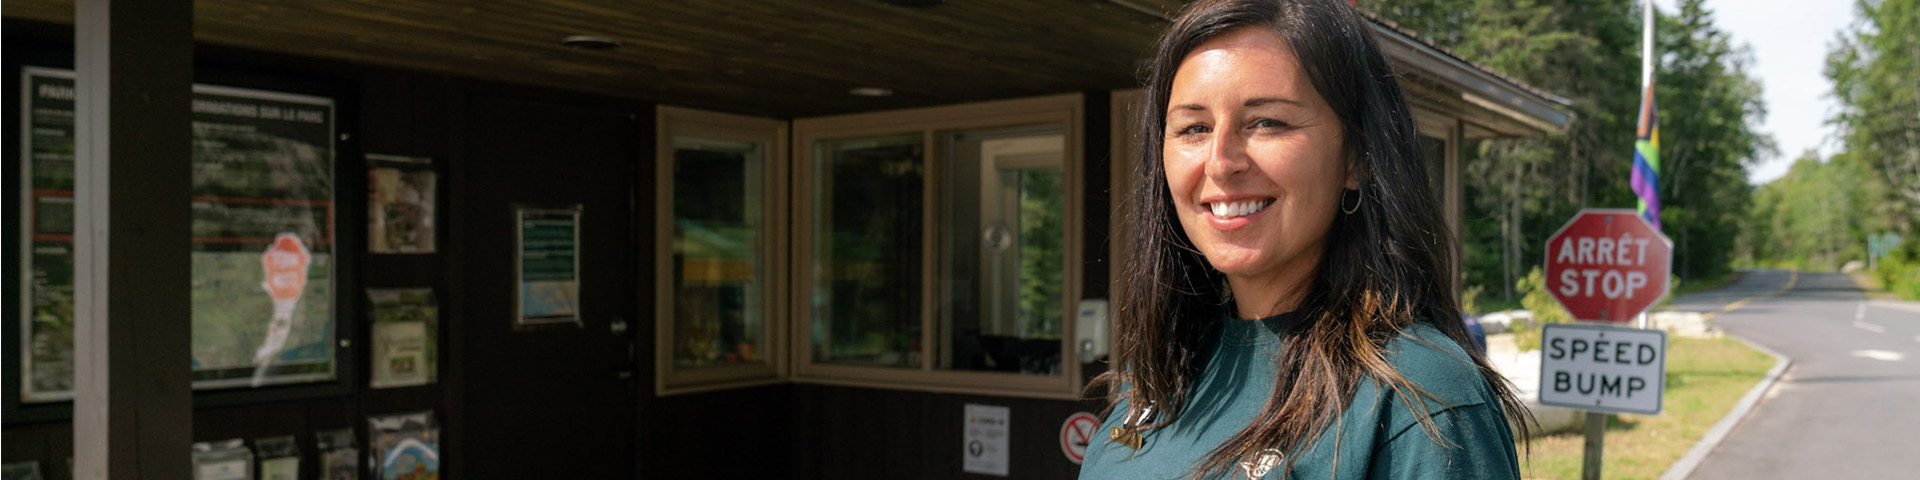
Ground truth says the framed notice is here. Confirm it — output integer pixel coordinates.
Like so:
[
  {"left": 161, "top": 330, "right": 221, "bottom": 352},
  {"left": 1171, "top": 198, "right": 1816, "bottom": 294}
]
[
  {"left": 366, "top": 154, "right": 435, "bottom": 254},
  {"left": 514, "top": 205, "right": 582, "bottom": 327},
  {"left": 368, "top": 288, "right": 437, "bottom": 388},
  {"left": 15, "top": 67, "right": 342, "bottom": 404}
]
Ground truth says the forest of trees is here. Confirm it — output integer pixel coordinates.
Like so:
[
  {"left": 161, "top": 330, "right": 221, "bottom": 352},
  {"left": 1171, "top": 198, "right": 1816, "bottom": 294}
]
[
  {"left": 1358, "top": 0, "right": 1777, "bottom": 306},
  {"left": 1744, "top": 0, "right": 1919, "bottom": 299}
]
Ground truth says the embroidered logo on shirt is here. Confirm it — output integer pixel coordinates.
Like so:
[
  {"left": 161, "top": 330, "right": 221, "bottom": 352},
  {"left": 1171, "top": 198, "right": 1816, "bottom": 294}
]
[{"left": 1239, "top": 448, "right": 1284, "bottom": 478}]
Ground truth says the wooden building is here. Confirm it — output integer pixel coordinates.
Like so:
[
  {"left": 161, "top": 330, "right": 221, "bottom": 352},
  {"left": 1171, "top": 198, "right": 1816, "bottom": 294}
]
[{"left": 2, "top": 1, "right": 1568, "bottom": 478}]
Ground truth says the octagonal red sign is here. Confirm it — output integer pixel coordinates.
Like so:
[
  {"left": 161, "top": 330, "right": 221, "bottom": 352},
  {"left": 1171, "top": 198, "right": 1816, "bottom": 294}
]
[{"left": 1543, "top": 209, "right": 1673, "bottom": 322}]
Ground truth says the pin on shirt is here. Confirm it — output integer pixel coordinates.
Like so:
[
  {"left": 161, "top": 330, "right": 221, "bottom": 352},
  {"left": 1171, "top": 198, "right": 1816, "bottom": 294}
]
[
  {"left": 1239, "top": 448, "right": 1284, "bottom": 478},
  {"left": 1110, "top": 405, "right": 1154, "bottom": 450}
]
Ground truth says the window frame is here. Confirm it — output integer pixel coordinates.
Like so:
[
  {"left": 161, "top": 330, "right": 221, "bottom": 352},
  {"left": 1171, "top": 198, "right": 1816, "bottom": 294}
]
[
  {"left": 652, "top": 105, "right": 791, "bottom": 396},
  {"left": 790, "top": 94, "right": 1085, "bottom": 399}
]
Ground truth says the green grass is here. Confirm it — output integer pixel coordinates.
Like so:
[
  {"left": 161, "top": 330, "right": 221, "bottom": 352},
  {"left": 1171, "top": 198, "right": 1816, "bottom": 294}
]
[
  {"left": 1672, "top": 271, "right": 1742, "bottom": 297},
  {"left": 1516, "top": 336, "right": 1774, "bottom": 480}
]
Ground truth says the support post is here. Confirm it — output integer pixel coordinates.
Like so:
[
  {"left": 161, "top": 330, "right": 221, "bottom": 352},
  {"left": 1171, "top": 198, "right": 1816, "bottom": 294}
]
[
  {"left": 72, "top": 0, "right": 195, "bottom": 478},
  {"left": 1582, "top": 412, "right": 1607, "bottom": 480}
]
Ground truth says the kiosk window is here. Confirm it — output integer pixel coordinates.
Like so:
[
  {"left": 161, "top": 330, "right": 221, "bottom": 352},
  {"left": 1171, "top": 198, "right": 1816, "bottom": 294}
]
[
  {"left": 937, "top": 128, "right": 1066, "bottom": 376},
  {"left": 655, "top": 107, "right": 788, "bottom": 395},
  {"left": 792, "top": 94, "right": 1085, "bottom": 399},
  {"left": 808, "top": 134, "right": 926, "bottom": 368},
  {"left": 671, "top": 137, "right": 768, "bottom": 368}
]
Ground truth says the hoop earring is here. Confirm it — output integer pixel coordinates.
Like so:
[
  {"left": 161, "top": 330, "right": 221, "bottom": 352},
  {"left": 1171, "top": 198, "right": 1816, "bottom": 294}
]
[{"left": 1341, "top": 188, "right": 1363, "bottom": 215}]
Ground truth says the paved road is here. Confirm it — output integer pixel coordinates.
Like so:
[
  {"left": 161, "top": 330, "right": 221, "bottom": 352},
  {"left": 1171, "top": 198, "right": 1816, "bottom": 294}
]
[{"left": 1677, "top": 270, "right": 1920, "bottom": 479}]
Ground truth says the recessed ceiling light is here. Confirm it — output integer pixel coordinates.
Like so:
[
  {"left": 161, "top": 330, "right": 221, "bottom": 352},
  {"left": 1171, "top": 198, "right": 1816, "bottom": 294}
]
[
  {"left": 561, "top": 35, "right": 620, "bottom": 50},
  {"left": 849, "top": 87, "right": 894, "bottom": 97}
]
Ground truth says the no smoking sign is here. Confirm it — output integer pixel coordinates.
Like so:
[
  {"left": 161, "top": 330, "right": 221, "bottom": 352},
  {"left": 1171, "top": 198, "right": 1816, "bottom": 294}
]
[{"left": 1059, "top": 412, "right": 1099, "bottom": 465}]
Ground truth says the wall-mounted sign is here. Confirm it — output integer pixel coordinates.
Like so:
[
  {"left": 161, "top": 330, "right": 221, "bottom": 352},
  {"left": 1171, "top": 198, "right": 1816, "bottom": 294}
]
[
  {"left": 17, "top": 67, "right": 339, "bottom": 402},
  {"left": 963, "top": 403, "right": 1010, "bottom": 477},
  {"left": 366, "top": 154, "right": 436, "bottom": 254},
  {"left": 368, "top": 288, "right": 438, "bottom": 389},
  {"left": 515, "top": 206, "right": 582, "bottom": 327},
  {"left": 1059, "top": 411, "right": 1099, "bottom": 465}
]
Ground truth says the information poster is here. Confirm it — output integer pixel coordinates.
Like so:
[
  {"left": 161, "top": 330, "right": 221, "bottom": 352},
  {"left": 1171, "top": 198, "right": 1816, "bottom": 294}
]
[
  {"left": 367, "top": 154, "right": 435, "bottom": 254},
  {"left": 963, "top": 403, "right": 1010, "bottom": 477},
  {"left": 368, "top": 411, "right": 439, "bottom": 480},
  {"left": 17, "top": 67, "right": 337, "bottom": 401},
  {"left": 315, "top": 428, "right": 359, "bottom": 480},
  {"left": 368, "top": 288, "right": 437, "bottom": 388},
  {"left": 514, "top": 206, "right": 581, "bottom": 327},
  {"left": 191, "top": 439, "right": 255, "bottom": 480},
  {"left": 253, "top": 435, "right": 300, "bottom": 480}
]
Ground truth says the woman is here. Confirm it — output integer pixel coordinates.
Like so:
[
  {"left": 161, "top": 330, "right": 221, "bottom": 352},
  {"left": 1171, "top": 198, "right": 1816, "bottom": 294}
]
[{"left": 1078, "top": 0, "right": 1530, "bottom": 478}]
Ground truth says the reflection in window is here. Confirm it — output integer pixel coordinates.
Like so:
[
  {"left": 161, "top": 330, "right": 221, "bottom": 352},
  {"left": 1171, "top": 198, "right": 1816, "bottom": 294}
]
[
  {"left": 1417, "top": 133, "right": 1446, "bottom": 206},
  {"left": 671, "top": 137, "right": 766, "bottom": 368},
  {"left": 940, "top": 128, "right": 1065, "bottom": 375},
  {"left": 811, "top": 134, "right": 924, "bottom": 368}
]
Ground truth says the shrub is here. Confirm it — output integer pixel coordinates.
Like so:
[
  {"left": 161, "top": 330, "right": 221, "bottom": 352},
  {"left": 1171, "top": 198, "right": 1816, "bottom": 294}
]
[{"left": 1511, "top": 267, "right": 1571, "bottom": 351}]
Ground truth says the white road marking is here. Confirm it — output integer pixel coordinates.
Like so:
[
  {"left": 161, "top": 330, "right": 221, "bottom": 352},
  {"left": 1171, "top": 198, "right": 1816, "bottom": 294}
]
[
  {"left": 1851, "top": 350, "right": 1906, "bottom": 361},
  {"left": 1853, "top": 302, "right": 1888, "bottom": 333},
  {"left": 1867, "top": 300, "right": 1920, "bottom": 314}
]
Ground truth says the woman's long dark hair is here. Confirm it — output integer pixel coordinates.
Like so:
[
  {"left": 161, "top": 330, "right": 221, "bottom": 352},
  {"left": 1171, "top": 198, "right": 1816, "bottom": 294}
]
[{"left": 1091, "top": 0, "right": 1531, "bottom": 477}]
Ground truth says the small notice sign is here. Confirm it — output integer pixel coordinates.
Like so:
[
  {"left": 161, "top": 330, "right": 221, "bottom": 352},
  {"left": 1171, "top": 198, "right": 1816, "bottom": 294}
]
[
  {"left": 963, "top": 404, "right": 1010, "bottom": 476},
  {"left": 1539, "top": 323, "right": 1666, "bottom": 415},
  {"left": 1060, "top": 412, "right": 1100, "bottom": 465}
]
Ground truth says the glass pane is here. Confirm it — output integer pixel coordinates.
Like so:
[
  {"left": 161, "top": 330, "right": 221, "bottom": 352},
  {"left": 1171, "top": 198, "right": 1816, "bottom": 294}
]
[
  {"left": 940, "top": 128, "right": 1065, "bottom": 375},
  {"left": 811, "top": 134, "right": 924, "bottom": 368},
  {"left": 671, "top": 136, "right": 767, "bottom": 368},
  {"left": 1418, "top": 133, "right": 1446, "bottom": 205}
]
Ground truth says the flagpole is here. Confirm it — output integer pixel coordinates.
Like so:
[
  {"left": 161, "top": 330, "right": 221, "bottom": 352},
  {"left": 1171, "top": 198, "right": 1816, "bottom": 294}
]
[
  {"left": 1638, "top": 0, "right": 1654, "bottom": 328},
  {"left": 1642, "top": 0, "right": 1655, "bottom": 89},
  {"left": 1593, "top": 10, "right": 1660, "bottom": 480}
]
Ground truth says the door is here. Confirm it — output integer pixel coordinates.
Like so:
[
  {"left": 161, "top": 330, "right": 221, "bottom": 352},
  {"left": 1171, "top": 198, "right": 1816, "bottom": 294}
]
[{"left": 458, "top": 94, "right": 640, "bottom": 479}]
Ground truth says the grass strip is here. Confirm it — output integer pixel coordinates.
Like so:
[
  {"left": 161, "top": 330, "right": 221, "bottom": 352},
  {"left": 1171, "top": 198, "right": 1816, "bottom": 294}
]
[{"left": 1516, "top": 336, "right": 1774, "bottom": 480}]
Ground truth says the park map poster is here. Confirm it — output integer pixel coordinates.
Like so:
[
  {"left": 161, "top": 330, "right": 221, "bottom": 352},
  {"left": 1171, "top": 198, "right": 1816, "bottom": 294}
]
[
  {"left": 514, "top": 206, "right": 581, "bottom": 327},
  {"left": 17, "top": 67, "right": 337, "bottom": 401}
]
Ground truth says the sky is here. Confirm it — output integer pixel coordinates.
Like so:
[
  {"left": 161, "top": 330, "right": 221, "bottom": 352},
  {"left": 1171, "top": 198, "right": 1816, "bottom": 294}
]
[{"left": 1648, "top": 0, "right": 1858, "bottom": 185}]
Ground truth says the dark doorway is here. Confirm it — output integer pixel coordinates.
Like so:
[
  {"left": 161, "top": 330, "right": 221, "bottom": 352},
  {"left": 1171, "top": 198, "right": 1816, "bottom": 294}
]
[{"left": 456, "top": 93, "right": 641, "bottom": 479}]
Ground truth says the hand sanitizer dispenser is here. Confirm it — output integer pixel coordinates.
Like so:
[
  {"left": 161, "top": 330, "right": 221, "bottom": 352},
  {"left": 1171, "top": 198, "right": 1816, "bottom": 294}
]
[{"left": 1076, "top": 298, "right": 1110, "bottom": 362}]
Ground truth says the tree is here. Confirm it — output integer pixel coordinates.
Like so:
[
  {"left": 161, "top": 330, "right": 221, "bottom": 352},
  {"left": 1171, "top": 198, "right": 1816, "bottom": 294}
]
[
  {"left": 1363, "top": 0, "right": 1768, "bottom": 301},
  {"left": 1827, "top": 0, "right": 1920, "bottom": 236}
]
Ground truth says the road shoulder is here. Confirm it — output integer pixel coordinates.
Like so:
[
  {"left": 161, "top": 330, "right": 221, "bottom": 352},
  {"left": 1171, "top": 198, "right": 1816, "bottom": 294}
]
[{"left": 1657, "top": 335, "right": 1792, "bottom": 480}]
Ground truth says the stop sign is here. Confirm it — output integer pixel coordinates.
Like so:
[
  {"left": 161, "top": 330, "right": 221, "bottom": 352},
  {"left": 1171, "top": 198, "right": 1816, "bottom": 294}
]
[{"left": 1544, "top": 209, "right": 1673, "bottom": 322}]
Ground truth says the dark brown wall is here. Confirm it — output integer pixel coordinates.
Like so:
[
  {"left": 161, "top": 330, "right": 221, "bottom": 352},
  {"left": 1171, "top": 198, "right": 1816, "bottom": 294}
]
[
  {"left": 2, "top": 21, "right": 460, "bottom": 479},
  {"left": 4, "top": 19, "right": 1118, "bottom": 480},
  {"left": 643, "top": 92, "right": 1117, "bottom": 480}
]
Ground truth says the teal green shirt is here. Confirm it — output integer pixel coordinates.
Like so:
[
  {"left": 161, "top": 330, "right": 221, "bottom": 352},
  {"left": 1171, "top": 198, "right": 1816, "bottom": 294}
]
[{"left": 1078, "top": 313, "right": 1519, "bottom": 479}]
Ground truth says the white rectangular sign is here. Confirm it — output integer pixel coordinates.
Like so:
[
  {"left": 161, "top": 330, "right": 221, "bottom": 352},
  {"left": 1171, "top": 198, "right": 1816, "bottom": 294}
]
[
  {"left": 963, "top": 404, "right": 1010, "bottom": 476},
  {"left": 1539, "top": 323, "right": 1666, "bottom": 415}
]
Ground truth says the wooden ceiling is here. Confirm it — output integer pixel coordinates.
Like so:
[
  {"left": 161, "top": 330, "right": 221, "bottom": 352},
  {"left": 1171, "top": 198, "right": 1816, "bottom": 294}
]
[{"left": 3, "top": 0, "right": 1171, "bottom": 118}]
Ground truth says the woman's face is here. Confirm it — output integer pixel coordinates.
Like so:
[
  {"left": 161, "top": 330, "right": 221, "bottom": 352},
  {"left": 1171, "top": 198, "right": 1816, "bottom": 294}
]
[{"left": 1164, "top": 27, "right": 1352, "bottom": 313}]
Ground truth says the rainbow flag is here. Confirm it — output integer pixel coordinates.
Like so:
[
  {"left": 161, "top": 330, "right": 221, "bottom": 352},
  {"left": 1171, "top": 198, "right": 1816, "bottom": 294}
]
[{"left": 1630, "top": 82, "right": 1661, "bottom": 230}]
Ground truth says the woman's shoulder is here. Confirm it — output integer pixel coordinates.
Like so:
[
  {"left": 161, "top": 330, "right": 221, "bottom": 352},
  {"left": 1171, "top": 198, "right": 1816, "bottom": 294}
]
[{"left": 1375, "top": 321, "right": 1497, "bottom": 410}]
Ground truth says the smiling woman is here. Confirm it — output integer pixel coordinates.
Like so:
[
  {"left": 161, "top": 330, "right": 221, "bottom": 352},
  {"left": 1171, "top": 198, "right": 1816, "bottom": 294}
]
[
  {"left": 1081, "top": 0, "right": 1531, "bottom": 478},
  {"left": 1161, "top": 26, "right": 1352, "bottom": 319}
]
